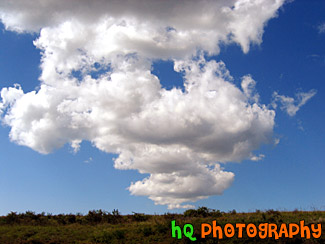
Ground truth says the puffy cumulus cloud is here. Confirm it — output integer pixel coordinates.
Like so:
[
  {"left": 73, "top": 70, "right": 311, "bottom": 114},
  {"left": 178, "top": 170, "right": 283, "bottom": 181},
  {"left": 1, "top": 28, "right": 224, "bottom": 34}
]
[
  {"left": 0, "top": 0, "right": 285, "bottom": 56},
  {"left": 272, "top": 89, "right": 317, "bottom": 117},
  {"left": 0, "top": 0, "right": 285, "bottom": 208},
  {"left": 129, "top": 164, "right": 234, "bottom": 209},
  {"left": 0, "top": 57, "right": 275, "bottom": 208},
  {"left": 0, "top": 84, "right": 24, "bottom": 112}
]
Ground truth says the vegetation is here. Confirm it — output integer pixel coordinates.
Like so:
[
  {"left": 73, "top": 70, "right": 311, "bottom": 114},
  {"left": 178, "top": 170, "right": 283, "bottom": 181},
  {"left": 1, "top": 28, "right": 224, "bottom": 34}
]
[{"left": 0, "top": 208, "right": 324, "bottom": 243}]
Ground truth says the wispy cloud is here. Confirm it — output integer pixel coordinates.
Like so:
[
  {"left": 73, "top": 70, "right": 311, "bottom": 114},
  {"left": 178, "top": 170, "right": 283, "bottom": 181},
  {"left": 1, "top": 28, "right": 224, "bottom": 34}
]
[
  {"left": 318, "top": 23, "right": 325, "bottom": 34},
  {"left": 272, "top": 89, "right": 317, "bottom": 116},
  {"left": 250, "top": 154, "right": 265, "bottom": 162},
  {"left": 84, "top": 157, "right": 93, "bottom": 164}
]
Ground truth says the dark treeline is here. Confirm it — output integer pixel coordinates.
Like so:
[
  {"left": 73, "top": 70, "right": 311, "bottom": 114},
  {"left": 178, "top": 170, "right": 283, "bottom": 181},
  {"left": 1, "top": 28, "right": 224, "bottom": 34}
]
[
  {"left": 0, "top": 207, "right": 243, "bottom": 226},
  {"left": 0, "top": 207, "right": 309, "bottom": 226},
  {"left": 0, "top": 209, "right": 151, "bottom": 225},
  {"left": 0, "top": 208, "right": 324, "bottom": 243},
  {"left": 1, "top": 207, "right": 222, "bottom": 226}
]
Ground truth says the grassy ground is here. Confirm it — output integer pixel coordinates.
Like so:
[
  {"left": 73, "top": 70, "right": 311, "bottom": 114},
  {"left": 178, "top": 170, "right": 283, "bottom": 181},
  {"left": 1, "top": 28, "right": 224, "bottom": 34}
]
[{"left": 0, "top": 209, "right": 324, "bottom": 243}]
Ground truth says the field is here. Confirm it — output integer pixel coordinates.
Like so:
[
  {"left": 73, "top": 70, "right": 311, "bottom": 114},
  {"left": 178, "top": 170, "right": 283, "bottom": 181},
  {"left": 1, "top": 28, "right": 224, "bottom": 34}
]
[{"left": 0, "top": 208, "right": 324, "bottom": 243}]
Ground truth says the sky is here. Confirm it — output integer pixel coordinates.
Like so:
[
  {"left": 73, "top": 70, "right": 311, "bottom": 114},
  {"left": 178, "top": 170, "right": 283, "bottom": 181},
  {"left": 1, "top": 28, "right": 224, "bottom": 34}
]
[{"left": 0, "top": 0, "right": 324, "bottom": 215}]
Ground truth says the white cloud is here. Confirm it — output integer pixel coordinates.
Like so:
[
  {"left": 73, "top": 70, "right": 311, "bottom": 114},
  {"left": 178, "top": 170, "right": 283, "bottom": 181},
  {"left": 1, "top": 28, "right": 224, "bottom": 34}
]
[
  {"left": 318, "top": 23, "right": 325, "bottom": 34},
  {"left": 250, "top": 154, "right": 265, "bottom": 161},
  {"left": 272, "top": 89, "right": 317, "bottom": 116},
  {"left": 84, "top": 157, "right": 93, "bottom": 164},
  {"left": 0, "top": 57, "right": 275, "bottom": 209},
  {"left": 129, "top": 164, "right": 234, "bottom": 209},
  {"left": 0, "top": 0, "right": 284, "bottom": 56},
  {"left": 274, "top": 138, "right": 280, "bottom": 145},
  {"left": 0, "top": 0, "right": 285, "bottom": 208},
  {"left": 241, "top": 75, "right": 260, "bottom": 103}
]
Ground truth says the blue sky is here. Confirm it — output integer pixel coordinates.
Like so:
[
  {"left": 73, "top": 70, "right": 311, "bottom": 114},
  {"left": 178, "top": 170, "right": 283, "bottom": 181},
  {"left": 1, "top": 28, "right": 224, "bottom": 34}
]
[{"left": 0, "top": 0, "right": 324, "bottom": 215}]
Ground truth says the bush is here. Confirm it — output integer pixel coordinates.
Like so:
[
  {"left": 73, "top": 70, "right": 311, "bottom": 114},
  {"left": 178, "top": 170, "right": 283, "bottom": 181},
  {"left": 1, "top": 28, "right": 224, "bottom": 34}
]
[
  {"left": 112, "top": 229, "right": 125, "bottom": 239},
  {"left": 112, "top": 209, "right": 120, "bottom": 216},
  {"left": 93, "top": 229, "right": 125, "bottom": 243},
  {"left": 184, "top": 206, "right": 221, "bottom": 217},
  {"left": 155, "top": 223, "right": 169, "bottom": 234},
  {"left": 184, "top": 209, "right": 198, "bottom": 217},
  {"left": 210, "top": 209, "right": 223, "bottom": 218},
  {"left": 93, "top": 230, "right": 113, "bottom": 244},
  {"left": 197, "top": 207, "right": 210, "bottom": 217},
  {"left": 86, "top": 210, "right": 105, "bottom": 224},
  {"left": 5, "top": 212, "right": 20, "bottom": 224},
  {"left": 65, "top": 214, "right": 76, "bottom": 224},
  {"left": 132, "top": 212, "right": 149, "bottom": 222},
  {"left": 142, "top": 226, "right": 154, "bottom": 236}
]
